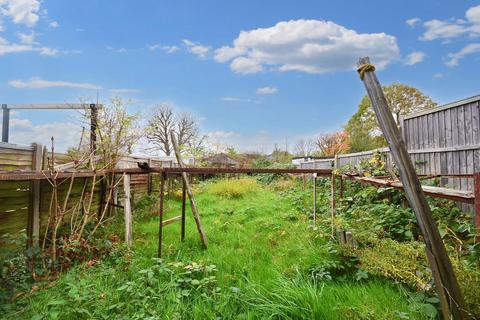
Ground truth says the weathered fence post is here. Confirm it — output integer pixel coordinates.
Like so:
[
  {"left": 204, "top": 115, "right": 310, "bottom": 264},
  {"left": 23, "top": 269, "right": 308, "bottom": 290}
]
[
  {"left": 123, "top": 174, "right": 132, "bottom": 245},
  {"left": 170, "top": 131, "right": 208, "bottom": 248},
  {"left": 147, "top": 158, "right": 152, "bottom": 195},
  {"left": 357, "top": 57, "right": 467, "bottom": 319},
  {"left": 27, "top": 143, "right": 42, "bottom": 249}
]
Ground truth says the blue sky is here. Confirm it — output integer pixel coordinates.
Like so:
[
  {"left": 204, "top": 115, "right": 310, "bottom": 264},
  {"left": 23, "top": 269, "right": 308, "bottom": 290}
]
[{"left": 1, "top": 0, "right": 479, "bottom": 153}]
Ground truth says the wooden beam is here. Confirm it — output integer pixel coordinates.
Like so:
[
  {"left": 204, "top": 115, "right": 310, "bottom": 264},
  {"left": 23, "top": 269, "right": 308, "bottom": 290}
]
[
  {"left": 170, "top": 131, "right": 208, "bottom": 248},
  {"left": 162, "top": 215, "right": 182, "bottom": 226},
  {"left": 357, "top": 57, "right": 467, "bottom": 319},
  {"left": 123, "top": 174, "right": 132, "bottom": 245},
  {"left": 6, "top": 103, "right": 91, "bottom": 109}
]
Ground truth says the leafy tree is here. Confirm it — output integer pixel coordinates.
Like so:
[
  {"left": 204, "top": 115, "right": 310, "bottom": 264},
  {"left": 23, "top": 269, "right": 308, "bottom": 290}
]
[{"left": 345, "top": 83, "right": 436, "bottom": 152}]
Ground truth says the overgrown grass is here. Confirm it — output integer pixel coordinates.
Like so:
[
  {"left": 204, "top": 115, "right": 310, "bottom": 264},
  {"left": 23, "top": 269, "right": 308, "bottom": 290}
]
[
  {"left": 204, "top": 177, "right": 259, "bottom": 198},
  {"left": 4, "top": 178, "right": 428, "bottom": 319}
]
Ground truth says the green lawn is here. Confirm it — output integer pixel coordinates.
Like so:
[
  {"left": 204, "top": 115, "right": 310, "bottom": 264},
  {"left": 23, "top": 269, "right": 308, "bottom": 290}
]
[{"left": 5, "top": 179, "right": 425, "bottom": 319}]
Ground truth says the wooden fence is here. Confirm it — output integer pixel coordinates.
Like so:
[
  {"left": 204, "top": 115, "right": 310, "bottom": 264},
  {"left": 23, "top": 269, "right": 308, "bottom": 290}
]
[
  {"left": 300, "top": 95, "right": 480, "bottom": 208},
  {"left": 0, "top": 144, "right": 171, "bottom": 246}
]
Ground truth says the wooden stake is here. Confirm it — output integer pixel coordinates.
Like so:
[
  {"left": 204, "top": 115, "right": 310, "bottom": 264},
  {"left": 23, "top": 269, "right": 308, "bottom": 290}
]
[
  {"left": 357, "top": 57, "right": 467, "bottom": 319},
  {"left": 123, "top": 174, "right": 132, "bottom": 245},
  {"left": 170, "top": 132, "right": 208, "bottom": 248},
  {"left": 181, "top": 179, "right": 186, "bottom": 241},
  {"left": 158, "top": 172, "right": 166, "bottom": 257},
  {"left": 474, "top": 172, "right": 480, "bottom": 240}
]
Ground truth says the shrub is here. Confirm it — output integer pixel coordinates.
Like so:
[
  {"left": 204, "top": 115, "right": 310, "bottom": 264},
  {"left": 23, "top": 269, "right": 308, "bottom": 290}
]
[{"left": 205, "top": 178, "right": 259, "bottom": 198}]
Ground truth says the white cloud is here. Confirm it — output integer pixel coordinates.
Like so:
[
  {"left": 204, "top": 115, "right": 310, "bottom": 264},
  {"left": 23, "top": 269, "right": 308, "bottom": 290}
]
[
  {"left": 106, "top": 46, "right": 127, "bottom": 53},
  {"left": 6, "top": 117, "right": 82, "bottom": 152},
  {"left": 0, "top": 0, "right": 40, "bottom": 27},
  {"left": 49, "top": 21, "right": 59, "bottom": 28},
  {"left": 214, "top": 19, "right": 400, "bottom": 75},
  {"left": 404, "top": 51, "right": 425, "bottom": 65},
  {"left": 38, "top": 46, "right": 57, "bottom": 56},
  {"left": 220, "top": 96, "right": 243, "bottom": 102},
  {"left": 9, "top": 77, "right": 102, "bottom": 90},
  {"left": 406, "top": 18, "right": 421, "bottom": 27},
  {"left": 17, "top": 31, "right": 35, "bottom": 44},
  {"left": 0, "top": 36, "right": 58, "bottom": 56},
  {"left": 445, "top": 43, "right": 480, "bottom": 67},
  {"left": 109, "top": 88, "right": 140, "bottom": 94},
  {"left": 149, "top": 44, "right": 179, "bottom": 53},
  {"left": 421, "top": 5, "right": 480, "bottom": 41},
  {"left": 256, "top": 86, "right": 278, "bottom": 95},
  {"left": 182, "top": 39, "right": 211, "bottom": 59}
]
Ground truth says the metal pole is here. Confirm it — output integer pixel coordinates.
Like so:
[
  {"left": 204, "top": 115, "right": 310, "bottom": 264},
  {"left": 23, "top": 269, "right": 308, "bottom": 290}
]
[
  {"left": 2, "top": 104, "right": 10, "bottom": 143},
  {"left": 158, "top": 172, "right": 166, "bottom": 257},
  {"left": 313, "top": 173, "right": 317, "bottom": 226},
  {"left": 181, "top": 179, "right": 186, "bottom": 241}
]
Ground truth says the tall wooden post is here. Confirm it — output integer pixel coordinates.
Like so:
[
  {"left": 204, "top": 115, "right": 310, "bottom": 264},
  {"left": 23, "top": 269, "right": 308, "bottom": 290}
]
[
  {"left": 90, "top": 104, "right": 98, "bottom": 154},
  {"left": 27, "top": 143, "right": 42, "bottom": 249},
  {"left": 2, "top": 104, "right": 9, "bottom": 143},
  {"left": 181, "top": 179, "right": 186, "bottom": 241},
  {"left": 158, "top": 172, "right": 166, "bottom": 257},
  {"left": 357, "top": 57, "right": 467, "bottom": 319},
  {"left": 170, "top": 132, "right": 208, "bottom": 248},
  {"left": 123, "top": 174, "right": 132, "bottom": 245}
]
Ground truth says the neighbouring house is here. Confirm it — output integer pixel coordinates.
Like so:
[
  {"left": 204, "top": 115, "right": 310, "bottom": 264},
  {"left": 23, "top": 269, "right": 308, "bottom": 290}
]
[{"left": 203, "top": 153, "right": 240, "bottom": 168}]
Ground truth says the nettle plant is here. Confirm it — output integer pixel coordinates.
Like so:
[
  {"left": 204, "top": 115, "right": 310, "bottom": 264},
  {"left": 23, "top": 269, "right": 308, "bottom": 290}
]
[{"left": 134, "top": 259, "right": 221, "bottom": 303}]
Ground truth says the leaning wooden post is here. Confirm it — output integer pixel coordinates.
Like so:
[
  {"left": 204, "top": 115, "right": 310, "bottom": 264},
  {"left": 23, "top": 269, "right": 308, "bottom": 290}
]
[
  {"left": 474, "top": 172, "right": 480, "bottom": 240},
  {"left": 181, "top": 178, "right": 186, "bottom": 241},
  {"left": 158, "top": 172, "right": 166, "bottom": 257},
  {"left": 27, "top": 143, "right": 42, "bottom": 249},
  {"left": 170, "top": 131, "right": 208, "bottom": 248},
  {"left": 357, "top": 57, "right": 467, "bottom": 319},
  {"left": 123, "top": 174, "right": 132, "bottom": 245}
]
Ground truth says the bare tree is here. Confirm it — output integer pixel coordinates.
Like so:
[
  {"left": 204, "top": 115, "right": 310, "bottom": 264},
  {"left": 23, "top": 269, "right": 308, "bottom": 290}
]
[
  {"left": 146, "top": 104, "right": 202, "bottom": 156},
  {"left": 146, "top": 104, "right": 175, "bottom": 155},
  {"left": 294, "top": 138, "right": 314, "bottom": 156}
]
